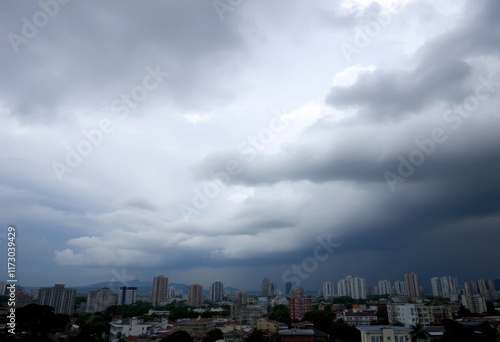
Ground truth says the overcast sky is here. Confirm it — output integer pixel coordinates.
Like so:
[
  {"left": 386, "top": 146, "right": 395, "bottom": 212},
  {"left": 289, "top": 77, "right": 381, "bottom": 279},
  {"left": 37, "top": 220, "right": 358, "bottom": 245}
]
[{"left": 1, "top": 0, "right": 499, "bottom": 293}]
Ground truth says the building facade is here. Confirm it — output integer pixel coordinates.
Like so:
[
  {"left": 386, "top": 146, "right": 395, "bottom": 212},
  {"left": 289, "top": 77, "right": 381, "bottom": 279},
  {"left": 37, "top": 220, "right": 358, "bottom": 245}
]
[
  {"left": 431, "top": 276, "right": 457, "bottom": 299},
  {"left": 210, "top": 281, "right": 224, "bottom": 303},
  {"left": 289, "top": 296, "right": 312, "bottom": 320},
  {"left": 337, "top": 276, "right": 367, "bottom": 299},
  {"left": 322, "top": 281, "right": 334, "bottom": 298},
  {"left": 152, "top": 275, "right": 169, "bottom": 307},
  {"left": 119, "top": 286, "right": 137, "bottom": 305},
  {"left": 461, "top": 294, "right": 487, "bottom": 314},
  {"left": 404, "top": 273, "right": 422, "bottom": 301},
  {"left": 38, "top": 284, "right": 76, "bottom": 315},
  {"left": 86, "top": 288, "right": 117, "bottom": 313},
  {"left": 357, "top": 326, "right": 411, "bottom": 342},
  {"left": 261, "top": 277, "right": 276, "bottom": 297},
  {"left": 387, "top": 303, "right": 452, "bottom": 326},
  {"left": 188, "top": 283, "right": 203, "bottom": 307},
  {"left": 377, "top": 280, "right": 392, "bottom": 296}
]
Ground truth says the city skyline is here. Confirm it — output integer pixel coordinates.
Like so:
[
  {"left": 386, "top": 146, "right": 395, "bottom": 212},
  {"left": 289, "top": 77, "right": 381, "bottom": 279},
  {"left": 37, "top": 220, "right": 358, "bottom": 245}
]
[
  {"left": 2, "top": 273, "right": 497, "bottom": 295},
  {"left": 1, "top": 0, "right": 500, "bottom": 290}
]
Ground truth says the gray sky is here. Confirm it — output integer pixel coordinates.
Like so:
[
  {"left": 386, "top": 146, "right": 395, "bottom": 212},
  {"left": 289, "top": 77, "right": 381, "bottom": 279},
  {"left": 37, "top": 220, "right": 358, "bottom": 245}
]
[{"left": 1, "top": 0, "right": 499, "bottom": 292}]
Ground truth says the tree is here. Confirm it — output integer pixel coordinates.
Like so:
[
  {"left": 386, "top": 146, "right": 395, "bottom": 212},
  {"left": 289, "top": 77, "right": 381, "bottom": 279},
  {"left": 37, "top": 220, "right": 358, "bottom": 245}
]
[
  {"left": 72, "top": 312, "right": 110, "bottom": 341},
  {"left": 303, "top": 310, "right": 336, "bottom": 334},
  {"left": 442, "top": 319, "right": 475, "bottom": 342},
  {"left": 202, "top": 328, "right": 224, "bottom": 342},
  {"left": 162, "top": 330, "right": 193, "bottom": 342},
  {"left": 268, "top": 304, "right": 291, "bottom": 326},
  {"left": 16, "top": 304, "right": 69, "bottom": 340},
  {"left": 409, "top": 323, "right": 430, "bottom": 342},
  {"left": 330, "top": 319, "right": 360, "bottom": 342},
  {"left": 456, "top": 305, "right": 473, "bottom": 318},
  {"left": 246, "top": 329, "right": 265, "bottom": 342}
]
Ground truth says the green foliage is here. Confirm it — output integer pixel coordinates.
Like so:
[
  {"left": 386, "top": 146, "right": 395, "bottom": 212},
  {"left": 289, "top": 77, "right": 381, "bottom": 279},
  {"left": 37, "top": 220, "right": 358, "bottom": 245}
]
[
  {"left": 456, "top": 305, "right": 473, "bottom": 318},
  {"left": 105, "top": 302, "right": 151, "bottom": 318},
  {"left": 303, "top": 310, "right": 335, "bottom": 334},
  {"left": 72, "top": 312, "right": 110, "bottom": 342},
  {"left": 409, "top": 323, "right": 430, "bottom": 342},
  {"left": 161, "top": 330, "right": 193, "bottom": 342},
  {"left": 202, "top": 328, "right": 224, "bottom": 342},
  {"left": 330, "top": 319, "right": 360, "bottom": 342},
  {"left": 268, "top": 304, "right": 290, "bottom": 326},
  {"left": 442, "top": 319, "right": 498, "bottom": 342},
  {"left": 16, "top": 304, "right": 69, "bottom": 339},
  {"left": 246, "top": 329, "right": 266, "bottom": 342},
  {"left": 74, "top": 296, "right": 87, "bottom": 305},
  {"left": 392, "top": 321, "right": 405, "bottom": 326}
]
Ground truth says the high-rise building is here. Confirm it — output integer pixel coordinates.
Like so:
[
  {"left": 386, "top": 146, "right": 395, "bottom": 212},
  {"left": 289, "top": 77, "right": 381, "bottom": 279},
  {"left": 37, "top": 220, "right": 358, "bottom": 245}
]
[
  {"left": 478, "top": 279, "right": 496, "bottom": 300},
  {"left": 210, "top": 281, "right": 224, "bottom": 303},
  {"left": 119, "top": 287, "right": 137, "bottom": 305},
  {"left": 289, "top": 296, "right": 313, "bottom": 320},
  {"left": 464, "top": 281, "right": 479, "bottom": 297},
  {"left": 167, "top": 286, "right": 176, "bottom": 299},
  {"left": 152, "top": 275, "right": 169, "bottom": 307},
  {"left": 431, "top": 276, "right": 457, "bottom": 299},
  {"left": 461, "top": 294, "right": 487, "bottom": 314},
  {"left": 337, "top": 276, "right": 367, "bottom": 299},
  {"left": 285, "top": 282, "right": 292, "bottom": 295},
  {"left": 323, "top": 281, "right": 334, "bottom": 298},
  {"left": 261, "top": 277, "right": 275, "bottom": 297},
  {"left": 38, "top": 284, "right": 76, "bottom": 315},
  {"left": 188, "top": 284, "right": 202, "bottom": 307},
  {"left": 404, "top": 273, "right": 422, "bottom": 301},
  {"left": 377, "top": 280, "right": 392, "bottom": 295},
  {"left": 86, "top": 288, "right": 118, "bottom": 313},
  {"left": 394, "top": 280, "right": 407, "bottom": 295}
]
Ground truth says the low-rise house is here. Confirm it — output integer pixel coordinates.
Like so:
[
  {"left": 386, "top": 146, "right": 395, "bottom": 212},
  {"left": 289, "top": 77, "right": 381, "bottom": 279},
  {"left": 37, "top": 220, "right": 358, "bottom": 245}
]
[
  {"left": 279, "top": 329, "right": 329, "bottom": 342},
  {"left": 357, "top": 326, "right": 411, "bottom": 342},
  {"left": 340, "top": 309, "right": 378, "bottom": 326}
]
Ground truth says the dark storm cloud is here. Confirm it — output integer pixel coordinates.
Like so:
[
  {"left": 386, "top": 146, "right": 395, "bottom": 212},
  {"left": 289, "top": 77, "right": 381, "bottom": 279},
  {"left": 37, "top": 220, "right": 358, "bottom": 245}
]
[
  {"left": 325, "top": 0, "right": 500, "bottom": 121},
  {"left": 0, "top": 0, "right": 246, "bottom": 122},
  {"left": 326, "top": 59, "right": 472, "bottom": 121}
]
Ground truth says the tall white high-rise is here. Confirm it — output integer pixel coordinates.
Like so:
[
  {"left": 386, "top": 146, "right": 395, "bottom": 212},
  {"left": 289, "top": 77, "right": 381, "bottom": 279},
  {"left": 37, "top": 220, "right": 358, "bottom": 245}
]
[
  {"left": 323, "top": 281, "right": 334, "bottom": 297},
  {"left": 337, "top": 276, "right": 366, "bottom": 299},
  {"left": 378, "top": 280, "right": 392, "bottom": 295},
  {"left": 431, "top": 276, "right": 457, "bottom": 299},
  {"left": 394, "top": 280, "right": 407, "bottom": 295},
  {"left": 152, "top": 275, "right": 169, "bottom": 307},
  {"left": 478, "top": 279, "right": 496, "bottom": 299}
]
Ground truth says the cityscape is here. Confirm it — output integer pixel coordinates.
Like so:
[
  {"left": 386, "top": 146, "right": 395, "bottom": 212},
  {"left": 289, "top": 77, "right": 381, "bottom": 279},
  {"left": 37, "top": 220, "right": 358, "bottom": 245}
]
[
  {"left": 1, "top": 272, "right": 499, "bottom": 340},
  {"left": 2, "top": 0, "right": 500, "bottom": 341}
]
